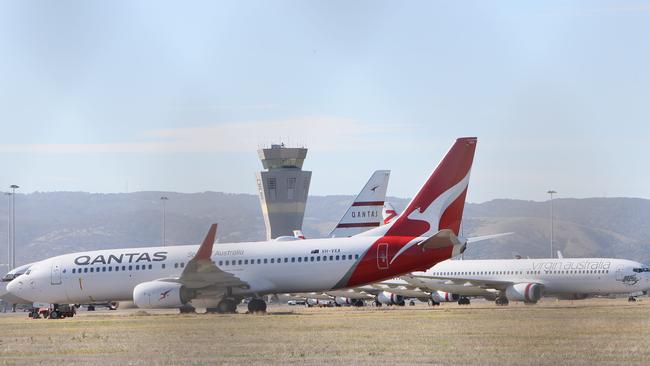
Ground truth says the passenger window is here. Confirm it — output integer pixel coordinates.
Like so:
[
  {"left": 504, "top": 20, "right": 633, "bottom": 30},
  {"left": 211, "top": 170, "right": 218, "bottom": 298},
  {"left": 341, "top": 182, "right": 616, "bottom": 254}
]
[
  {"left": 310, "top": 257, "right": 314, "bottom": 262},
  {"left": 136, "top": 265, "right": 140, "bottom": 270},
  {"left": 348, "top": 255, "right": 353, "bottom": 260},
  {"left": 291, "top": 257, "right": 295, "bottom": 263},
  {"left": 237, "top": 260, "right": 242, "bottom": 265},
  {"left": 72, "top": 268, "right": 76, "bottom": 274},
  {"left": 277, "top": 258, "right": 281, "bottom": 263},
  {"left": 115, "top": 266, "right": 119, "bottom": 272},
  {"left": 161, "top": 263, "right": 165, "bottom": 269},
  {"left": 355, "top": 254, "right": 359, "bottom": 259},
  {"left": 63, "top": 269, "right": 67, "bottom": 274},
  {"left": 244, "top": 260, "right": 249, "bottom": 265},
  {"left": 336, "top": 255, "right": 340, "bottom": 260},
  {"left": 90, "top": 267, "right": 94, "bottom": 273},
  {"left": 102, "top": 267, "right": 106, "bottom": 272},
  {"left": 264, "top": 259, "right": 268, "bottom": 264},
  {"left": 219, "top": 261, "right": 223, "bottom": 266},
  {"left": 180, "top": 262, "right": 185, "bottom": 268},
  {"left": 284, "top": 258, "right": 288, "bottom": 263},
  {"left": 174, "top": 263, "right": 179, "bottom": 268},
  {"left": 257, "top": 259, "right": 261, "bottom": 264},
  {"left": 271, "top": 258, "right": 275, "bottom": 264},
  {"left": 317, "top": 256, "right": 321, "bottom": 261},
  {"left": 322, "top": 256, "right": 327, "bottom": 261},
  {"left": 108, "top": 267, "right": 112, "bottom": 272},
  {"left": 122, "top": 266, "right": 126, "bottom": 271},
  {"left": 298, "top": 257, "right": 302, "bottom": 262},
  {"left": 304, "top": 257, "right": 308, "bottom": 262},
  {"left": 329, "top": 256, "right": 333, "bottom": 261},
  {"left": 128, "top": 265, "right": 132, "bottom": 271}
]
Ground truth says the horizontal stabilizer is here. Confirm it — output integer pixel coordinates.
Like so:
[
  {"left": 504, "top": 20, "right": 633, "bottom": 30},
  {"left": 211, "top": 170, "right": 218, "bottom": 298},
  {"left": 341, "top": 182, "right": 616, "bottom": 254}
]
[
  {"left": 418, "top": 229, "right": 464, "bottom": 250},
  {"left": 465, "top": 232, "right": 513, "bottom": 244}
]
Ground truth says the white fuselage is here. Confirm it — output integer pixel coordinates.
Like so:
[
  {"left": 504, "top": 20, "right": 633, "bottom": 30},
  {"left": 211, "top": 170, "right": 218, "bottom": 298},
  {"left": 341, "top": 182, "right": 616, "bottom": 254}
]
[
  {"left": 405, "top": 258, "right": 650, "bottom": 299},
  {"left": 8, "top": 236, "right": 402, "bottom": 304}
]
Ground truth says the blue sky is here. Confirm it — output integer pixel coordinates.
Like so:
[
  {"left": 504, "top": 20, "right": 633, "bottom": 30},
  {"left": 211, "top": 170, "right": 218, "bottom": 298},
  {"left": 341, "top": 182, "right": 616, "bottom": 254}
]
[{"left": 0, "top": 1, "right": 649, "bottom": 202}]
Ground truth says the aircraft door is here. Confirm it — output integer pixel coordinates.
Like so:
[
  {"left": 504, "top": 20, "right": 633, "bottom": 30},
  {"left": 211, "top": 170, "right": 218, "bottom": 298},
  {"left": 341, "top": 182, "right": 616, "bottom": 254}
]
[
  {"left": 616, "top": 266, "right": 624, "bottom": 281},
  {"left": 51, "top": 262, "right": 62, "bottom": 285},
  {"left": 377, "top": 243, "right": 389, "bottom": 270}
]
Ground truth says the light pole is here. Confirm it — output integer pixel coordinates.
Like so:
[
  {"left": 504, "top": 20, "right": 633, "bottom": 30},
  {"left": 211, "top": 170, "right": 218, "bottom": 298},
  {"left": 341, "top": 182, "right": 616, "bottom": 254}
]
[
  {"left": 547, "top": 190, "right": 557, "bottom": 258},
  {"left": 4, "top": 192, "right": 10, "bottom": 273},
  {"left": 160, "top": 196, "right": 168, "bottom": 247},
  {"left": 9, "top": 185, "right": 18, "bottom": 269}
]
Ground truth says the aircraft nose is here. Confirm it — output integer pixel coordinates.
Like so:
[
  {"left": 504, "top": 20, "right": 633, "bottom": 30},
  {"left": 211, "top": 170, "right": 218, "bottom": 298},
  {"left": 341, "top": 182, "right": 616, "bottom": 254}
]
[{"left": 6, "top": 278, "right": 22, "bottom": 296}]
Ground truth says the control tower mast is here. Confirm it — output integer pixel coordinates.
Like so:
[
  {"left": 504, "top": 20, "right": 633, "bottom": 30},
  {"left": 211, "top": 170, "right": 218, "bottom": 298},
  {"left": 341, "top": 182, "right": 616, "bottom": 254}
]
[{"left": 256, "top": 144, "right": 312, "bottom": 240}]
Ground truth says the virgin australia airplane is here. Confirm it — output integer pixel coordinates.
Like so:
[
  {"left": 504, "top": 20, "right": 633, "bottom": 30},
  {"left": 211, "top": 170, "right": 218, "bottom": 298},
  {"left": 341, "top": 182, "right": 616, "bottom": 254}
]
[
  {"left": 402, "top": 257, "right": 650, "bottom": 305},
  {"left": 7, "top": 137, "right": 479, "bottom": 314}
]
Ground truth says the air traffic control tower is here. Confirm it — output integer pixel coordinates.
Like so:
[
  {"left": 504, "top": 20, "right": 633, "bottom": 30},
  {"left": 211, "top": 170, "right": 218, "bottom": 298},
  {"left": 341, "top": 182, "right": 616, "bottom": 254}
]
[{"left": 256, "top": 144, "right": 312, "bottom": 240}]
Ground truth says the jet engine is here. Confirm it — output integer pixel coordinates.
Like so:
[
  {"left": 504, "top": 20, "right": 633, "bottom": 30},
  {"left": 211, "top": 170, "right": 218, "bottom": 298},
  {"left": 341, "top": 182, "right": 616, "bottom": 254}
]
[
  {"left": 505, "top": 283, "right": 542, "bottom": 303},
  {"left": 335, "top": 297, "right": 355, "bottom": 306},
  {"left": 306, "top": 298, "right": 333, "bottom": 307},
  {"left": 133, "top": 281, "right": 194, "bottom": 309},
  {"left": 431, "top": 291, "right": 460, "bottom": 303},
  {"left": 377, "top": 291, "right": 405, "bottom": 306}
]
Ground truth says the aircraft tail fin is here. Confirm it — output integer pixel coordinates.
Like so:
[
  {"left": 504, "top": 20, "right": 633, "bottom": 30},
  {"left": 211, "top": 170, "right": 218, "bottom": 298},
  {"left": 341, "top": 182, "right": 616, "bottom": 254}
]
[
  {"left": 382, "top": 202, "right": 399, "bottom": 225},
  {"left": 329, "top": 170, "right": 390, "bottom": 238},
  {"left": 359, "top": 137, "right": 477, "bottom": 238}
]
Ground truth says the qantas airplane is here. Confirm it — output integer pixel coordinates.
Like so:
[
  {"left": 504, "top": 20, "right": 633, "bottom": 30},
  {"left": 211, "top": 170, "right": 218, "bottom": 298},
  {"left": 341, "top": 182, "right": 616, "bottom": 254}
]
[
  {"left": 7, "top": 137, "right": 478, "bottom": 314},
  {"left": 328, "top": 170, "right": 391, "bottom": 238},
  {"left": 402, "top": 257, "right": 650, "bottom": 305}
]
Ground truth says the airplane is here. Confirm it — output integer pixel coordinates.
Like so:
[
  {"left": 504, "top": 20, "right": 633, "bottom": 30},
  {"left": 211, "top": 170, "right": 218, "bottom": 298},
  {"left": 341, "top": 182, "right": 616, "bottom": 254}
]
[
  {"left": 403, "top": 257, "right": 650, "bottom": 305},
  {"left": 7, "top": 137, "right": 479, "bottom": 314},
  {"left": 328, "top": 170, "right": 391, "bottom": 238}
]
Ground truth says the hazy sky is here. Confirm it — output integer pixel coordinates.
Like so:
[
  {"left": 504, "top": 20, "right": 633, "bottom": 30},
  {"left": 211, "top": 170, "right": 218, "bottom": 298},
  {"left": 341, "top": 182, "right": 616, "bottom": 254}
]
[{"left": 1, "top": 1, "right": 649, "bottom": 202}]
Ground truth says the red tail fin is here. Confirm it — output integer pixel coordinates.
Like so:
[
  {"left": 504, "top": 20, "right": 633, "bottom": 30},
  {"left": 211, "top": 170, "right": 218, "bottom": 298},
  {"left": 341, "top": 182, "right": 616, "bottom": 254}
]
[{"left": 385, "top": 137, "right": 476, "bottom": 237}]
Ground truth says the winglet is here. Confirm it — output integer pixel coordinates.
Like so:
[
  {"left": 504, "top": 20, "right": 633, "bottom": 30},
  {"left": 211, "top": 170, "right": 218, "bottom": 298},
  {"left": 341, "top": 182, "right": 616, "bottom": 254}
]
[{"left": 194, "top": 224, "right": 217, "bottom": 261}]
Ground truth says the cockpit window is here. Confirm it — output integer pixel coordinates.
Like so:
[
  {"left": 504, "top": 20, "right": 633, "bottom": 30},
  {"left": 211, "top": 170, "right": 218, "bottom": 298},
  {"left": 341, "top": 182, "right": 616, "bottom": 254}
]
[
  {"left": 25, "top": 270, "right": 31, "bottom": 275},
  {"left": 633, "top": 268, "right": 650, "bottom": 273}
]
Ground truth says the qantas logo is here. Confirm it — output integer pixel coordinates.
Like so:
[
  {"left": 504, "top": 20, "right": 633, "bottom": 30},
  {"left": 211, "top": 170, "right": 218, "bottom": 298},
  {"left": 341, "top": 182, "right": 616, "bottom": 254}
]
[
  {"left": 74, "top": 251, "right": 167, "bottom": 265},
  {"left": 159, "top": 289, "right": 172, "bottom": 300},
  {"left": 405, "top": 170, "right": 471, "bottom": 238},
  {"left": 370, "top": 185, "right": 380, "bottom": 192}
]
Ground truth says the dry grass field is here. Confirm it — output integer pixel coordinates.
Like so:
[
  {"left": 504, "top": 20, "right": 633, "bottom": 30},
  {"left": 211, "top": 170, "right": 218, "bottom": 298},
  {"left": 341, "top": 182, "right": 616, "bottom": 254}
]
[{"left": 1, "top": 298, "right": 650, "bottom": 366}]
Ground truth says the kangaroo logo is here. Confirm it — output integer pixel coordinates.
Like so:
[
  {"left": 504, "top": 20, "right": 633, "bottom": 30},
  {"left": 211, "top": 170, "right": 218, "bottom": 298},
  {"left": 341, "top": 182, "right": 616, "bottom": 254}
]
[
  {"left": 406, "top": 170, "right": 471, "bottom": 237},
  {"left": 159, "top": 289, "right": 172, "bottom": 300},
  {"left": 388, "top": 171, "right": 471, "bottom": 264}
]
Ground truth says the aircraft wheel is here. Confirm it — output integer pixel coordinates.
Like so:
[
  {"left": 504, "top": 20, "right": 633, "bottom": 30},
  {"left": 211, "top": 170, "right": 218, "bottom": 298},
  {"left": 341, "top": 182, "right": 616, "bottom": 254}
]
[
  {"left": 247, "top": 298, "right": 267, "bottom": 313},
  {"left": 87, "top": 305, "right": 95, "bottom": 311},
  {"left": 628, "top": 296, "right": 637, "bottom": 302},
  {"left": 179, "top": 304, "right": 196, "bottom": 314},
  {"left": 49, "top": 311, "right": 60, "bottom": 319},
  {"left": 213, "top": 298, "right": 238, "bottom": 314}
]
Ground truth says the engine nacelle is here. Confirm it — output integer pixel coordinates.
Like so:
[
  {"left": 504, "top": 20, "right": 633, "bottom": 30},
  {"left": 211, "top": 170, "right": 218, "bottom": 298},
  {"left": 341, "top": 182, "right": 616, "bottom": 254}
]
[
  {"left": 335, "top": 297, "right": 355, "bottom": 306},
  {"left": 431, "top": 291, "right": 460, "bottom": 303},
  {"left": 133, "top": 281, "right": 193, "bottom": 309},
  {"left": 306, "top": 298, "right": 332, "bottom": 307},
  {"left": 377, "top": 291, "right": 405, "bottom": 306},
  {"left": 505, "top": 283, "right": 542, "bottom": 303}
]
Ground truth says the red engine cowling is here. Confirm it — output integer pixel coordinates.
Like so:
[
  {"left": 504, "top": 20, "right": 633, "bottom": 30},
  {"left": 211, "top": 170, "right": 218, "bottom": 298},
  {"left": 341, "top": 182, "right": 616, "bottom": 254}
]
[
  {"left": 133, "top": 281, "right": 194, "bottom": 309},
  {"left": 377, "top": 291, "right": 405, "bottom": 306},
  {"left": 505, "top": 283, "right": 542, "bottom": 303},
  {"left": 431, "top": 291, "right": 460, "bottom": 303}
]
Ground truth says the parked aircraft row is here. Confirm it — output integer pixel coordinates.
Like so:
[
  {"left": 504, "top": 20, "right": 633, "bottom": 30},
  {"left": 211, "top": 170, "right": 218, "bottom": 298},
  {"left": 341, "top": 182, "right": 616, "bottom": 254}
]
[{"left": 3, "top": 136, "right": 649, "bottom": 317}]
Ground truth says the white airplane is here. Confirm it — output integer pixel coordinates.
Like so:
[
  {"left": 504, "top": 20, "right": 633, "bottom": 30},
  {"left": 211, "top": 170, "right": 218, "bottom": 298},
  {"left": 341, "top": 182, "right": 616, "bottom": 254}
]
[
  {"left": 403, "top": 257, "right": 650, "bottom": 305},
  {"left": 329, "top": 170, "right": 391, "bottom": 238},
  {"left": 7, "top": 137, "right": 479, "bottom": 314}
]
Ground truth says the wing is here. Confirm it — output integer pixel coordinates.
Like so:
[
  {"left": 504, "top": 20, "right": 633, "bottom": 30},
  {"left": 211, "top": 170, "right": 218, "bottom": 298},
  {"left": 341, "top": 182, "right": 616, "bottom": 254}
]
[
  {"left": 160, "top": 224, "right": 249, "bottom": 290},
  {"left": 403, "top": 272, "right": 516, "bottom": 292}
]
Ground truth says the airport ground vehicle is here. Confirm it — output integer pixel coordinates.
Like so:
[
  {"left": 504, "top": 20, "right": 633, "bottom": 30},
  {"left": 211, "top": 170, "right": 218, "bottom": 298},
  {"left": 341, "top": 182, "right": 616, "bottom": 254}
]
[{"left": 28, "top": 304, "right": 76, "bottom": 319}]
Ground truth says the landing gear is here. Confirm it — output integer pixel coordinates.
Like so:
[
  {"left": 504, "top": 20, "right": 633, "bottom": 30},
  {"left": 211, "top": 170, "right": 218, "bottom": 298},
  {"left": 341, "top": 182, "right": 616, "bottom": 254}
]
[
  {"left": 49, "top": 310, "right": 60, "bottom": 319},
  {"left": 247, "top": 298, "right": 267, "bottom": 313},
  {"left": 87, "top": 304, "right": 96, "bottom": 311},
  {"left": 409, "top": 300, "right": 416, "bottom": 306},
  {"left": 628, "top": 296, "right": 637, "bottom": 302},
  {"left": 179, "top": 304, "right": 196, "bottom": 314},
  {"left": 457, "top": 297, "right": 471, "bottom": 305},
  {"left": 495, "top": 296, "right": 509, "bottom": 306},
  {"left": 208, "top": 298, "right": 238, "bottom": 314},
  {"left": 430, "top": 300, "right": 441, "bottom": 306}
]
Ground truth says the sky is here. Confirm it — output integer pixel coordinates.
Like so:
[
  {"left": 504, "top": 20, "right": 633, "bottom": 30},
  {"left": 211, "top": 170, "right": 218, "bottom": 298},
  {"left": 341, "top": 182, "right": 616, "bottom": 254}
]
[{"left": 0, "top": 0, "right": 649, "bottom": 203}]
